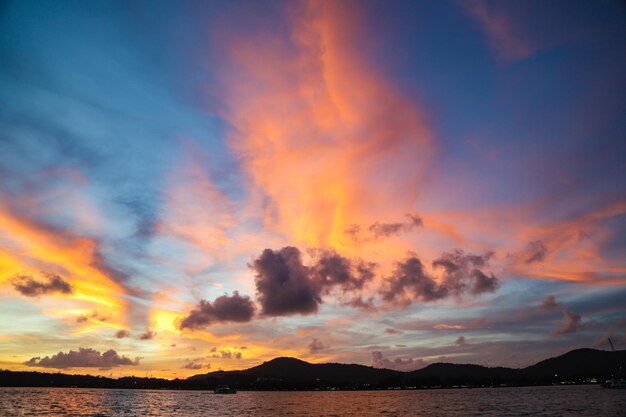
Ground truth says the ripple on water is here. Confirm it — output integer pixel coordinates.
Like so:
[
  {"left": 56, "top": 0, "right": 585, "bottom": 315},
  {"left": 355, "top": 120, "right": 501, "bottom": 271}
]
[{"left": 0, "top": 385, "right": 625, "bottom": 417}]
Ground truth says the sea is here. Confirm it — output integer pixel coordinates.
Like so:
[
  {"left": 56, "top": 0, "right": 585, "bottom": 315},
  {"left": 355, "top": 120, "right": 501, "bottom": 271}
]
[{"left": 0, "top": 385, "right": 624, "bottom": 416}]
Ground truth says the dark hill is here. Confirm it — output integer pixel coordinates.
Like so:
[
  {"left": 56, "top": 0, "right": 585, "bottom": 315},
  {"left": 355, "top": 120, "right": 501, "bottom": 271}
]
[
  {"left": 523, "top": 348, "right": 625, "bottom": 381},
  {"left": 2, "top": 348, "right": 624, "bottom": 390},
  {"left": 404, "top": 363, "right": 521, "bottom": 387},
  {"left": 247, "top": 357, "right": 401, "bottom": 382},
  {"left": 186, "top": 348, "right": 625, "bottom": 389},
  {"left": 245, "top": 357, "right": 312, "bottom": 377},
  {"left": 188, "top": 357, "right": 402, "bottom": 389}
]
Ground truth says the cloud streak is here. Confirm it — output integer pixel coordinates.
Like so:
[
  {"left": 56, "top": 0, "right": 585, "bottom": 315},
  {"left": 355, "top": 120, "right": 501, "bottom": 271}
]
[
  {"left": 0, "top": 202, "right": 129, "bottom": 324},
  {"left": 463, "top": 0, "right": 536, "bottom": 62},
  {"left": 345, "top": 214, "right": 424, "bottom": 244},
  {"left": 215, "top": 0, "right": 432, "bottom": 251},
  {"left": 182, "top": 359, "right": 211, "bottom": 370}
]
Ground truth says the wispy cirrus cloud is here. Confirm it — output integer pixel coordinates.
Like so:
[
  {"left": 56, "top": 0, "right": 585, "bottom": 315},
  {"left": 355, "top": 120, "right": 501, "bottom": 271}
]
[
  {"left": 462, "top": 0, "right": 608, "bottom": 64},
  {"left": 462, "top": 0, "right": 536, "bottom": 62},
  {"left": 154, "top": 143, "right": 237, "bottom": 271},
  {"left": 214, "top": 0, "right": 433, "bottom": 254},
  {"left": 0, "top": 202, "right": 129, "bottom": 323}
]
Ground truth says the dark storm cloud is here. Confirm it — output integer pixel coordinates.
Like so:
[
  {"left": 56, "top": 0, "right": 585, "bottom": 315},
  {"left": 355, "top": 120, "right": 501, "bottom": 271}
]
[
  {"left": 346, "top": 214, "right": 423, "bottom": 243},
  {"left": 551, "top": 310, "right": 583, "bottom": 336},
  {"left": 115, "top": 330, "right": 130, "bottom": 339},
  {"left": 139, "top": 328, "right": 156, "bottom": 340},
  {"left": 380, "top": 255, "right": 446, "bottom": 304},
  {"left": 252, "top": 247, "right": 321, "bottom": 316},
  {"left": 434, "top": 250, "right": 498, "bottom": 295},
  {"left": 253, "top": 246, "right": 497, "bottom": 314},
  {"left": 470, "top": 269, "right": 500, "bottom": 294},
  {"left": 76, "top": 311, "right": 106, "bottom": 323},
  {"left": 251, "top": 247, "right": 376, "bottom": 316},
  {"left": 211, "top": 292, "right": 256, "bottom": 321},
  {"left": 308, "top": 338, "right": 326, "bottom": 353},
  {"left": 25, "top": 348, "right": 138, "bottom": 369},
  {"left": 311, "top": 249, "right": 352, "bottom": 287},
  {"left": 178, "top": 291, "right": 256, "bottom": 330},
  {"left": 381, "top": 250, "right": 499, "bottom": 305},
  {"left": 310, "top": 248, "right": 376, "bottom": 292},
  {"left": 10, "top": 272, "right": 73, "bottom": 297}
]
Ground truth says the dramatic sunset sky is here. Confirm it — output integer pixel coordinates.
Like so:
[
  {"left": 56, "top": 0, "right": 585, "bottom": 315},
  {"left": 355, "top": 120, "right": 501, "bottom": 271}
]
[{"left": 1, "top": 0, "right": 625, "bottom": 378}]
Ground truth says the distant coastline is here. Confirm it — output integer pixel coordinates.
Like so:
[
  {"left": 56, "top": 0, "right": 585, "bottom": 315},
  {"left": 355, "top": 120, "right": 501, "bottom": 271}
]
[{"left": 2, "top": 348, "right": 624, "bottom": 391}]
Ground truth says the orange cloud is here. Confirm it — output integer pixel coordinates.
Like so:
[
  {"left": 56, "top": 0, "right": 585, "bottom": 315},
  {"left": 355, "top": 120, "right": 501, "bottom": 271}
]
[
  {"left": 433, "top": 324, "right": 465, "bottom": 330},
  {"left": 207, "top": 0, "right": 625, "bottom": 292},
  {"left": 0, "top": 203, "right": 128, "bottom": 325},
  {"left": 506, "top": 199, "right": 626, "bottom": 284},
  {"left": 216, "top": 0, "right": 433, "bottom": 256}
]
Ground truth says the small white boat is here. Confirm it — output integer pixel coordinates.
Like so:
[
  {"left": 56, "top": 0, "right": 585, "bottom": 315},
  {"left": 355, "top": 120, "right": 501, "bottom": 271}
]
[
  {"left": 214, "top": 385, "right": 237, "bottom": 394},
  {"left": 603, "top": 378, "right": 626, "bottom": 389}
]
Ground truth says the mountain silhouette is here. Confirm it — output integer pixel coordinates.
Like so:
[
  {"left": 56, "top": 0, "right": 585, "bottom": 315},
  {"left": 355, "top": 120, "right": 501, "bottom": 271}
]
[{"left": 2, "top": 348, "right": 624, "bottom": 390}]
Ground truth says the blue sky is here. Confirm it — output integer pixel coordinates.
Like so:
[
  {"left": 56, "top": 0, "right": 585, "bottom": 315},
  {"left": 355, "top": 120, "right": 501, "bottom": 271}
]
[{"left": 0, "top": 0, "right": 624, "bottom": 376}]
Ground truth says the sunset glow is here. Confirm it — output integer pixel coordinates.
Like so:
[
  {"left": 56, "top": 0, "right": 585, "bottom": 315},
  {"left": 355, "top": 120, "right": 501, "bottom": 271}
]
[{"left": 0, "top": 0, "right": 624, "bottom": 378}]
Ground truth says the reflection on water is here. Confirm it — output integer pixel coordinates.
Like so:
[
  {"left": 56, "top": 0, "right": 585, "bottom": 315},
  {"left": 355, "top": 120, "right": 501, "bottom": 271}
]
[{"left": 1, "top": 385, "right": 624, "bottom": 416}]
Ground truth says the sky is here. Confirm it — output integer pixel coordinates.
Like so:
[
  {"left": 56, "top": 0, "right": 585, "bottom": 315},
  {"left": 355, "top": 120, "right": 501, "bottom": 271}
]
[{"left": 0, "top": 0, "right": 625, "bottom": 378}]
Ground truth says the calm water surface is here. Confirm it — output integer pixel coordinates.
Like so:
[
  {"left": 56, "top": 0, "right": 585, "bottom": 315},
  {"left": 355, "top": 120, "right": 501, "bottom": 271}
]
[{"left": 0, "top": 385, "right": 624, "bottom": 416}]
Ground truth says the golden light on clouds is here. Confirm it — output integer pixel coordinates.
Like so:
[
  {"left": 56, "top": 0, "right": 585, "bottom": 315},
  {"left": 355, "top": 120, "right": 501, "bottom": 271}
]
[
  {"left": 218, "top": 0, "right": 432, "bottom": 254},
  {"left": 0, "top": 204, "right": 128, "bottom": 327}
]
